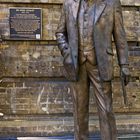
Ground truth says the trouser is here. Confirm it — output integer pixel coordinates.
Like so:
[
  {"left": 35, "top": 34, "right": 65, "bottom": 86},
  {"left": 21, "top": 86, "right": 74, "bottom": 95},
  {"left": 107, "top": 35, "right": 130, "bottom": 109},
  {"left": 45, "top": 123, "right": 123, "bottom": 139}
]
[{"left": 72, "top": 61, "right": 117, "bottom": 140}]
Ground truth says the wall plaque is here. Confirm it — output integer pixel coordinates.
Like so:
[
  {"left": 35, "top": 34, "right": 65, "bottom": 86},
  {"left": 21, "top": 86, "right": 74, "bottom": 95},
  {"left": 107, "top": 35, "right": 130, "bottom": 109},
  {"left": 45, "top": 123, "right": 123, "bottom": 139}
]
[{"left": 9, "top": 8, "right": 42, "bottom": 40}]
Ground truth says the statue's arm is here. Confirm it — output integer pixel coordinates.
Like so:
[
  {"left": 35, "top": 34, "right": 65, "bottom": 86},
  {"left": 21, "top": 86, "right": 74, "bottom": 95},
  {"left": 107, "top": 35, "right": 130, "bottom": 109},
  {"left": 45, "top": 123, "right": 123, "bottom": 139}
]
[
  {"left": 113, "top": 0, "right": 130, "bottom": 85},
  {"left": 113, "top": 0, "right": 129, "bottom": 66},
  {"left": 55, "top": 1, "right": 69, "bottom": 57}
]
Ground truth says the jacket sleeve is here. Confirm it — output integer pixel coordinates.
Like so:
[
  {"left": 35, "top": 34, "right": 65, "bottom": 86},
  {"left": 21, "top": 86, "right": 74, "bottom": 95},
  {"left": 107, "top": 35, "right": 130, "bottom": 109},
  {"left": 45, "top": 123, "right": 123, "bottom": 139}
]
[
  {"left": 113, "top": 0, "right": 129, "bottom": 66},
  {"left": 55, "top": 1, "right": 68, "bottom": 54}
]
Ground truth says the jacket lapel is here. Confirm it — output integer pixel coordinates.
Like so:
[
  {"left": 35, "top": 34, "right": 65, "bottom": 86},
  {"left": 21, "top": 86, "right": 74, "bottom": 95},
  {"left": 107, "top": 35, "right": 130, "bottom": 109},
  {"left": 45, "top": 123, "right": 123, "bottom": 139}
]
[
  {"left": 94, "top": 1, "right": 106, "bottom": 25},
  {"left": 71, "top": 0, "right": 81, "bottom": 21}
]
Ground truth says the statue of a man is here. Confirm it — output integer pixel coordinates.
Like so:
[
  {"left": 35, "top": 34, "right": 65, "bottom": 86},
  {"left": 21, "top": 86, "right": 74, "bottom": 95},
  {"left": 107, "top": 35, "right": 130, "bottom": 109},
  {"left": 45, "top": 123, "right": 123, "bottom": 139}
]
[{"left": 56, "top": 0, "right": 130, "bottom": 139}]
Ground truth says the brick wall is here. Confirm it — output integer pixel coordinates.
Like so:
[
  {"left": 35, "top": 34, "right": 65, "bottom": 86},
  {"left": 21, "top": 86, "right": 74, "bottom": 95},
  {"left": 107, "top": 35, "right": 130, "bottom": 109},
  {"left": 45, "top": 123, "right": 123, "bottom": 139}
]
[{"left": 0, "top": 0, "right": 139, "bottom": 136}]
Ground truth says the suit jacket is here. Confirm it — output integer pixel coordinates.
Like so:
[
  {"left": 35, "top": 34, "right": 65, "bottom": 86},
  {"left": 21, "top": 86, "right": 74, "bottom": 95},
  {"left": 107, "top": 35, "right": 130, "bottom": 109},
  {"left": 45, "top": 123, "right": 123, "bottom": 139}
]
[{"left": 56, "top": 0, "right": 129, "bottom": 81}]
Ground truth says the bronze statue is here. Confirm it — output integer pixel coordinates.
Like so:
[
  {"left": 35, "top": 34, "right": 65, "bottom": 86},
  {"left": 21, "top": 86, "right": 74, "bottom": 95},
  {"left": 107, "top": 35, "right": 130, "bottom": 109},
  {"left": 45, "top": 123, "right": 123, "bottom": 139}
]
[{"left": 56, "top": 0, "right": 130, "bottom": 139}]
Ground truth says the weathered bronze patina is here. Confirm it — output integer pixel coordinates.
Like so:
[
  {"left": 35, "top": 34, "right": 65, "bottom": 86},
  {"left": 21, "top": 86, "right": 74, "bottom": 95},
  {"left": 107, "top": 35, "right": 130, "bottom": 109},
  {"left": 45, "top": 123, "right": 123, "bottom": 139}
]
[{"left": 56, "top": 0, "right": 130, "bottom": 139}]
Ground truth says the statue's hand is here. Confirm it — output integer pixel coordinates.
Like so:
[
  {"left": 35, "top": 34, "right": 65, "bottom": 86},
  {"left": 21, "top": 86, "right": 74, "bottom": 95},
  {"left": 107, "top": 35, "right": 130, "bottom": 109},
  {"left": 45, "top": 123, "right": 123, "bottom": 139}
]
[
  {"left": 56, "top": 33, "right": 77, "bottom": 81},
  {"left": 120, "top": 65, "right": 130, "bottom": 86},
  {"left": 62, "top": 44, "right": 77, "bottom": 81},
  {"left": 55, "top": 33, "right": 71, "bottom": 61},
  {"left": 57, "top": 42, "right": 72, "bottom": 63},
  {"left": 61, "top": 44, "right": 77, "bottom": 81},
  {"left": 61, "top": 44, "right": 71, "bottom": 60}
]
